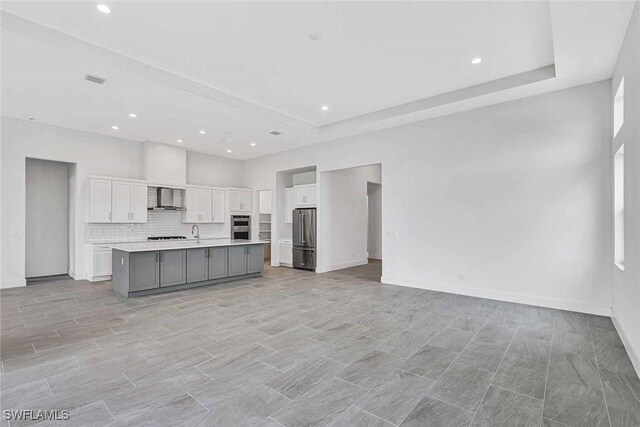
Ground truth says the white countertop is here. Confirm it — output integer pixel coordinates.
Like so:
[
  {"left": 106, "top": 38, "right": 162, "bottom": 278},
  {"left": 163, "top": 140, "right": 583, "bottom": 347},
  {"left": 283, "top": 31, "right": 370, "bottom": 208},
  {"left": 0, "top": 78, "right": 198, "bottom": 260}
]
[
  {"left": 112, "top": 239, "right": 267, "bottom": 253},
  {"left": 86, "top": 236, "right": 230, "bottom": 245}
]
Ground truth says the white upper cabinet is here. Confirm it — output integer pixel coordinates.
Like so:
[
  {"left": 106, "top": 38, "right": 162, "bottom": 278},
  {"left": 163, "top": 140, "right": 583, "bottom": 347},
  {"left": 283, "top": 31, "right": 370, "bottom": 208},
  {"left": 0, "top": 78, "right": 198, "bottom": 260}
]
[
  {"left": 111, "top": 181, "right": 131, "bottom": 223},
  {"left": 199, "top": 189, "right": 213, "bottom": 222},
  {"left": 111, "top": 180, "right": 148, "bottom": 223},
  {"left": 229, "top": 190, "right": 252, "bottom": 213},
  {"left": 294, "top": 184, "right": 316, "bottom": 207},
  {"left": 183, "top": 187, "right": 214, "bottom": 223},
  {"left": 129, "top": 183, "right": 148, "bottom": 223},
  {"left": 285, "top": 188, "right": 295, "bottom": 223},
  {"left": 89, "top": 178, "right": 112, "bottom": 223},
  {"left": 89, "top": 178, "right": 146, "bottom": 223},
  {"left": 212, "top": 189, "right": 225, "bottom": 223}
]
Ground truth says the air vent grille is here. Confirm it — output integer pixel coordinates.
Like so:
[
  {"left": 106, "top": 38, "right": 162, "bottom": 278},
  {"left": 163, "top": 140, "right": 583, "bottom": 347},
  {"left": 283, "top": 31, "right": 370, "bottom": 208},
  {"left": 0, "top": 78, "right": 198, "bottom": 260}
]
[
  {"left": 269, "top": 130, "right": 282, "bottom": 136},
  {"left": 84, "top": 74, "right": 106, "bottom": 85}
]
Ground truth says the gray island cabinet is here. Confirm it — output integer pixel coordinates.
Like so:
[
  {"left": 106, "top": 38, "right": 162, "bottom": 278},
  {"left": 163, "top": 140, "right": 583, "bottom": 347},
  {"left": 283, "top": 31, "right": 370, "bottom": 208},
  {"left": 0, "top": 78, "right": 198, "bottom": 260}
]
[{"left": 112, "top": 240, "right": 264, "bottom": 297}]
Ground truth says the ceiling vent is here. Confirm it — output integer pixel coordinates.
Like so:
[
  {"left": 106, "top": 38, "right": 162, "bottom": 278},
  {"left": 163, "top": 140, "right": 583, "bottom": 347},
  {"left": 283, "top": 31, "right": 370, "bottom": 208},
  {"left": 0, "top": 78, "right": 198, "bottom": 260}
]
[
  {"left": 269, "top": 130, "right": 282, "bottom": 136},
  {"left": 84, "top": 73, "right": 107, "bottom": 85}
]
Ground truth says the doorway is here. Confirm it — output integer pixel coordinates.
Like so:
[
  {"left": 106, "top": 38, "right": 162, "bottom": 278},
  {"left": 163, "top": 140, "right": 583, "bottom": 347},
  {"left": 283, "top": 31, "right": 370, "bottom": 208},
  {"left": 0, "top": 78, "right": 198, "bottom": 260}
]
[
  {"left": 25, "top": 158, "right": 73, "bottom": 280},
  {"left": 367, "top": 182, "right": 382, "bottom": 261},
  {"left": 258, "top": 189, "right": 272, "bottom": 261}
]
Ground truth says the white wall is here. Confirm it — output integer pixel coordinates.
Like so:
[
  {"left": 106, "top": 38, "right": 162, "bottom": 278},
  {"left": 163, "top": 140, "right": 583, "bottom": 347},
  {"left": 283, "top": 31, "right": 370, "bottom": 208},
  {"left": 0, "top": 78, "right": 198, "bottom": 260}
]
[
  {"left": 187, "top": 151, "right": 244, "bottom": 188},
  {"left": 1, "top": 117, "right": 244, "bottom": 287},
  {"left": 25, "top": 158, "right": 70, "bottom": 277},
  {"left": 245, "top": 81, "right": 613, "bottom": 315},
  {"left": 611, "top": 2, "right": 640, "bottom": 374},
  {"left": 318, "top": 164, "right": 381, "bottom": 272}
]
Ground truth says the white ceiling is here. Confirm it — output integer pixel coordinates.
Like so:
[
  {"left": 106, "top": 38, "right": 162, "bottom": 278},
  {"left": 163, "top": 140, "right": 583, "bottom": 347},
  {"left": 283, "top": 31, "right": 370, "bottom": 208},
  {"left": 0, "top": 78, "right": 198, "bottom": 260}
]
[{"left": 0, "top": 1, "right": 635, "bottom": 160}]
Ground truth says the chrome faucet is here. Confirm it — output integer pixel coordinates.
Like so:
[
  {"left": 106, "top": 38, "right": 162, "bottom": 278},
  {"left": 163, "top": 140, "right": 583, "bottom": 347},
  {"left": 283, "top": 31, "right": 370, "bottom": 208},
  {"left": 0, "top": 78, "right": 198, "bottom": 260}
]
[{"left": 191, "top": 224, "right": 200, "bottom": 243}]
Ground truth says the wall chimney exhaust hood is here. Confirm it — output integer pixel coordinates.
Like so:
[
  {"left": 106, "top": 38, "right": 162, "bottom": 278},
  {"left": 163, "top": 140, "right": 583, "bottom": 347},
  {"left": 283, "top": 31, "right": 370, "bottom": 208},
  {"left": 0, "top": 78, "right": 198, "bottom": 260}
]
[{"left": 148, "top": 187, "right": 185, "bottom": 211}]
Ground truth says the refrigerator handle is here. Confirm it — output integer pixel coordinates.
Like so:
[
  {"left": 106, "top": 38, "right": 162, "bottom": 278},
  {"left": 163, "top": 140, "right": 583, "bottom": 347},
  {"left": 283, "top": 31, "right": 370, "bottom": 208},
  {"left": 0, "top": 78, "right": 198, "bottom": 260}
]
[{"left": 300, "top": 214, "right": 306, "bottom": 243}]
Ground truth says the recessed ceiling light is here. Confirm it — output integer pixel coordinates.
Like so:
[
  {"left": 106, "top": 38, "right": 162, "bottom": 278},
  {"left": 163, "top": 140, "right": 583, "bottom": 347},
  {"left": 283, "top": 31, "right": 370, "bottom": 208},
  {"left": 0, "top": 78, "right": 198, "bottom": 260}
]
[
  {"left": 250, "top": 142, "right": 256, "bottom": 146},
  {"left": 471, "top": 57, "right": 482, "bottom": 65},
  {"left": 27, "top": 117, "right": 35, "bottom": 121},
  {"left": 269, "top": 130, "right": 282, "bottom": 136},
  {"left": 199, "top": 130, "right": 206, "bottom": 135},
  {"left": 128, "top": 113, "right": 136, "bottom": 118},
  {"left": 96, "top": 4, "right": 111, "bottom": 14},
  {"left": 177, "top": 139, "right": 183, "bottom": 143},
  {"left": 226, "top": 149, "right": 232, "bottom": 153},
  {"left": 309, "top": 33, "right": 321, "bottom": 41},
  {"left": 111, "top": 125, "right": 119, "bottom": 130},
  {"left": 321, "top": 106, "right": 329, "bottom": 111}
]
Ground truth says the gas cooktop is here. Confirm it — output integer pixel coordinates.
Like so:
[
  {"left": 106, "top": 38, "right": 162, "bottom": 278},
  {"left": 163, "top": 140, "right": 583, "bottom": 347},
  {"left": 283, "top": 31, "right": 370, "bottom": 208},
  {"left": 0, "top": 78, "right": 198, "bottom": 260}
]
[{"left": 147, "top": 236, "right": 187, "bottom": 241}]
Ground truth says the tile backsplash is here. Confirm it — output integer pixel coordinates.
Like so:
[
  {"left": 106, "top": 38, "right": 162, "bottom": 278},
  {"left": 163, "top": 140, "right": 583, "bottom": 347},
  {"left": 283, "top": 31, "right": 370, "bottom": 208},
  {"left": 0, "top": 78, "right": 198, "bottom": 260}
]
[{"left": 85, "top": 187, "right": 228, "bottom": 242}]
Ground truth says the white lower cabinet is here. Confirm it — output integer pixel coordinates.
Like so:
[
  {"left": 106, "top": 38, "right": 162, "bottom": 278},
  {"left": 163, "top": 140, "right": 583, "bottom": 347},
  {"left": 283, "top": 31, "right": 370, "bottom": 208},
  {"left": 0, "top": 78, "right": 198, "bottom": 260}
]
[
  {"left": 279, "top": 239, "right": 293, "bottom": 267},
  {"left": 87, "top": 243, "right": 113, "bottom": 281}
]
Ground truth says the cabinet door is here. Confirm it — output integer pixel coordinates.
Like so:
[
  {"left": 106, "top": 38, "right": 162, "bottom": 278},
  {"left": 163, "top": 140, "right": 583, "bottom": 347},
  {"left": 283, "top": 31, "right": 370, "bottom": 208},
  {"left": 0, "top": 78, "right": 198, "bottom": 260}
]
[
  {"left": 89, "top": 178, "right": 112, "bottom": 223},
  {"left": 285, "top": 188, "right": 295, "bottom": 223},
  {"left": 130, "top": 252, "right": 159, "bottom": 291},
  {"left": 294, "top": 187, "right": 306, "bottom": 207},
  {"left": 241, "top": 191, "right": 252, "bottom": 212},
  {"left": 247, "top": 245, "right": 264, "bottom": 274},
  {"left": 111, "top": 181, "right": 131, "bottom": 223},
  {"left": 295, "top": 185, "right": 316, "bottom": 207},
  {"left": 93, "top": 249, "right": 112, "bottom": 276},
  {"left": 208, "top": 247, "right": 229, "bottom": 279},
  {"left": 186, "top": 248, "right": 208, "bottom": 283},
  {"left": 229, "top": 191, "right": 240, "bottom": 212},
  {"left": 212, "top": 190, "right": 225, "bottom": 223},
  {"left": 130, "top": 183, "right": 148, "bottom": 223},
  {"left": 183, "top": 188, "right": 200, "bottom": 223},
  {"left": 199, "top": 189, "right": 213, "bottom": 222},
  {"left": 279, "top": 243, "right": 292, "bottom": 266},
  {"left": 228, "top": 245, "right": 248, "bottom": 276},
  {"left": 159, "top": 250, "right": 187, "bottom": 287},
  {"left": 304, "top": 186, "right": 317, "bottom": 206}
]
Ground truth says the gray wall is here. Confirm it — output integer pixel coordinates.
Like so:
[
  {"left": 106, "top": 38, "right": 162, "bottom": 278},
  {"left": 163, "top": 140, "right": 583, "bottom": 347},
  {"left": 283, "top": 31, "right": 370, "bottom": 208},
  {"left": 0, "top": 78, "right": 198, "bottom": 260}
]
[{"left": 25, "top": 158, "right": 70, "bottom": 277}]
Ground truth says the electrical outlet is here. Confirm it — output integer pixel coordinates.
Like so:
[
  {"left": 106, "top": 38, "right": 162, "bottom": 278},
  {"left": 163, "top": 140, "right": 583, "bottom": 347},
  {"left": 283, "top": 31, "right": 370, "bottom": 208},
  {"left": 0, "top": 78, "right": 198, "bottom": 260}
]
[
  {"left": 386, "top": 231, "right": 397, "bottom": 238},
  {"left": 458, "top": 273, "right": 465, "bottom": 281}
]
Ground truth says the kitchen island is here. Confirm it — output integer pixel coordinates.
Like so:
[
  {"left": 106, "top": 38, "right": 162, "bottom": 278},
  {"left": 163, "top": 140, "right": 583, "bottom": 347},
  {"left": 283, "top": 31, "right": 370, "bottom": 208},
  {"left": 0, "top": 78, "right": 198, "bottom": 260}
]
[{"left": 111, "top": 239, "right": 265, "bottom": 297}]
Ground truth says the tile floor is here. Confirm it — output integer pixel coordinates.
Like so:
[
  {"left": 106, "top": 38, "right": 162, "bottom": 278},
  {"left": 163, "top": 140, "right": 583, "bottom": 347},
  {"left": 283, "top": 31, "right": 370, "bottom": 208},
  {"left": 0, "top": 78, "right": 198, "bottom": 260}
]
[{"left": 1, "top": 262, "right": 639, "bottom": 426}]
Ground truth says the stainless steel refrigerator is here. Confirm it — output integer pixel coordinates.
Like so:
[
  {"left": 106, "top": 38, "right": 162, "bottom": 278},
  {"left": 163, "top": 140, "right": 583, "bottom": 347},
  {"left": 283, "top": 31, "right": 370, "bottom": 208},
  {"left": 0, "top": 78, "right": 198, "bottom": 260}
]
[{"left": 292, "top": 208, "right": 316, "bottom": 270}]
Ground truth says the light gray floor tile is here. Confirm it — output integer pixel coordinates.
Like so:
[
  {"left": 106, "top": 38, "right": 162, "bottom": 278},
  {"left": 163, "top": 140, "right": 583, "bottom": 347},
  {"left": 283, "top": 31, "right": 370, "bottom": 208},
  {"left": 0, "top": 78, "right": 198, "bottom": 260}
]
[
  {"left": 356, "top": 369, "right": 434, "bottom": 424},
  {"left": 266, "top": 356, "right": 344, "bottom": 399},
  {"left": 400, "top": 344, "right": 459, "bottom": 380},
  {"left": 548, "top": 351, "right": 601, "bottom": 389},
  {"left": 492, "top": 353, "right": 548, "bottom": 399},
  {"left": 337, "top": 350, "right": 402, "bottom": 389},
  {"left": 456, "top": 341, "right": 507, "bottom": 372},
  {"left": 271, "top": 377, "right": 365, "bottom": 427},
  {"left": 428, "top": 328, "right": 475, "bottom": 352},
  {"left": 327, "top": 405, "right": 394, "bottom": 427},
  {"left": 399, "top": 396, "right": 474, "bottom": 427},
  {"left": 2, "top": 263, "right": 638, "bottom": 426},
  {"left": 428, "top": 363, "right": 494, "bottom": 412},
  {"left": 600, "top": 369, "right": 640, "bottom": 427},
  {"left": 542, "top": 375, "right": 609, "bottom": 426},
  {"left": 471, "top": 385, "right": 542, "bottom": 427}
]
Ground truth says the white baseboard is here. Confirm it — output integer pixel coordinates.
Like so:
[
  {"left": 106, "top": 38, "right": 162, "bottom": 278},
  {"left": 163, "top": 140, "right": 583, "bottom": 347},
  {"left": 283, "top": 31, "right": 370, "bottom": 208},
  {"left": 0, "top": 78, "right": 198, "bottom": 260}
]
[
  {"left": 380, "top": 276, "right": 611, "bottom": 316},
  {"left": 611, "top": 310, "right": 640, "bottom": 377},
  {"left": 88, "top": 275, "right": 111, "bottom": 283},
  {"left": 317, "top": 259, "right": 368, "bottom": 273},
  {"left": 1, "top": 279, "right": 26, "bottom": 289}
]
